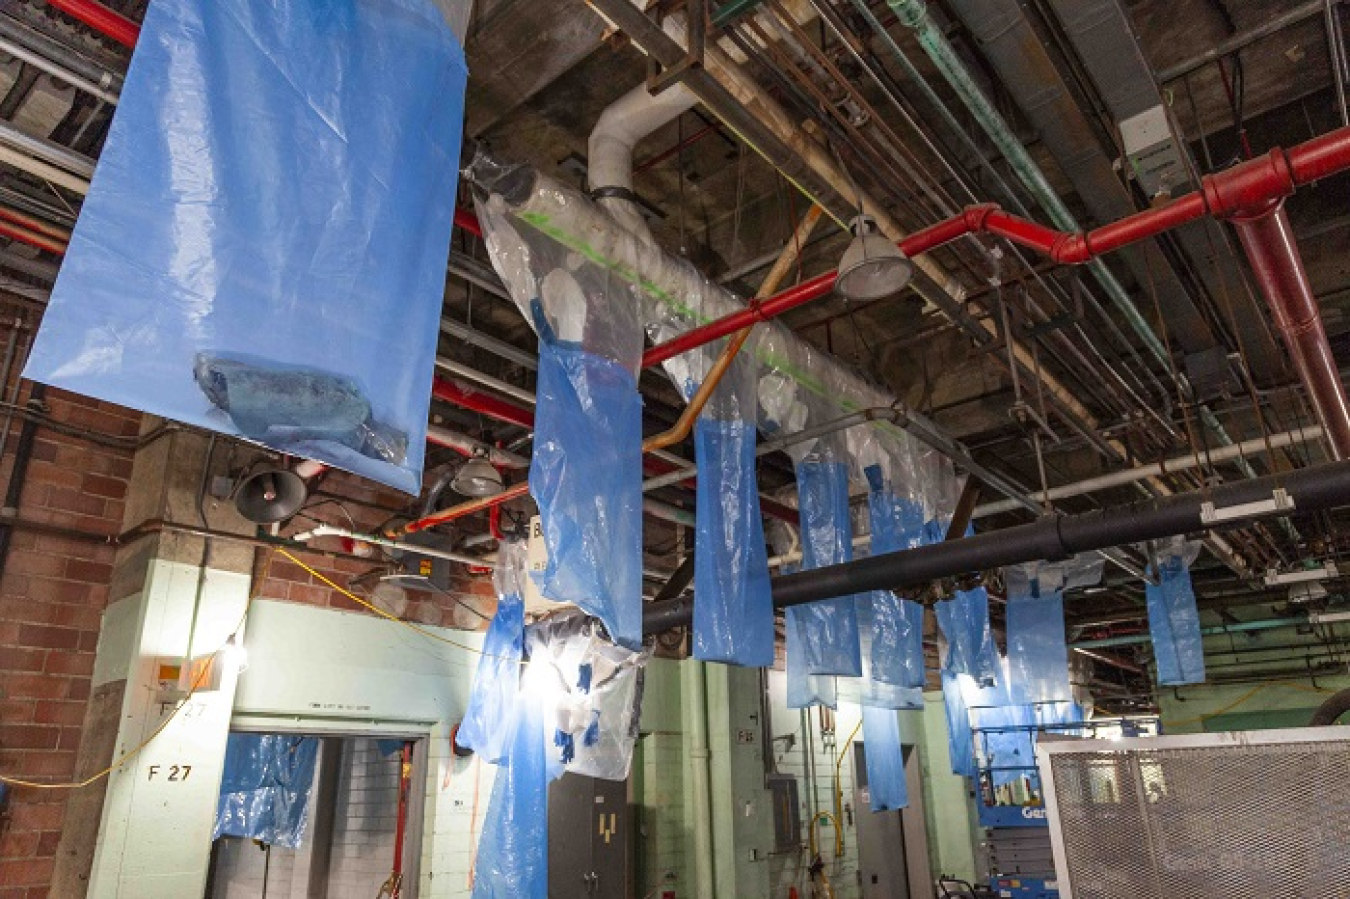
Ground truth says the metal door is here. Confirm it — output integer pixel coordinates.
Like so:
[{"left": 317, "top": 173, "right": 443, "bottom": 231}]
[
  {"left": 548, "top": 771, "right": 630, "bottom": 899},
  {"left": 853, "top": 743, "right": 911, "bottom": 899}
]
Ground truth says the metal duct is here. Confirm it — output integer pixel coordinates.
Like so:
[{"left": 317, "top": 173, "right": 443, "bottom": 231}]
[
  {"left": 942, "top": 0, "right": 1216, "bottom": 357},
  {"left": 641, "top": 460, "right": 1350, "bottom": 633}
]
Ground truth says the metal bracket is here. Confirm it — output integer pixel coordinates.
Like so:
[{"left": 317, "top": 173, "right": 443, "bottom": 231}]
[
  {"left": 1020, "top": 276, "right": 1085, "bottom": 339},
  {"left": 1199, "top": 487, "right": 1295, "bottom": 526},
  {"left": 645, "top": 0, "right": 706, "bottom": 95}
]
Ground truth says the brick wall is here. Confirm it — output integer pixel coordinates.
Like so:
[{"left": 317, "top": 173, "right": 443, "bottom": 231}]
[
  {"left": 0, "top": 385, "right": 137, "bottom": 899},
  {"left": 0, "top": 388, "right": 497, "bottom": 898}
]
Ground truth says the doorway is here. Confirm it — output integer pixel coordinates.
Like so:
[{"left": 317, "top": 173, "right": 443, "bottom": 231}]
[{"left": 206, "top": 734, "right": 424, "bottom": 898}]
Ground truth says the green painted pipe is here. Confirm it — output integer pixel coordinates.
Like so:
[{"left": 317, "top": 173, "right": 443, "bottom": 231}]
[
  {"left": 1074, "top": 616, "right": 1307, "bottom": 649},
  {"left": 712, "top": 0, "right": 765, "bottom": 27},
  {"left": 885, "top": 0, "right": 1173, "bottom": 371},
  {"left": 883, "top": 0, "right": 1267, "bottom": 492}
]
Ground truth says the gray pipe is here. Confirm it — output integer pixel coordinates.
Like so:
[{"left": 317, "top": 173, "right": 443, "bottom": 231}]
[{"left": 642, "top": 460, "right": 1350, "bottom": 633}]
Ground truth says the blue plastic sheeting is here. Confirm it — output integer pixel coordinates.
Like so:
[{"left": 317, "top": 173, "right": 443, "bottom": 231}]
[
  {"left": 472, "top": 694, "right": 550, "bottom": 899},
  {"left": 457, "top": 595, "right": 525, "bottom": 764},
  {"left": 23, "top": 0, "right": 466, "bottom": 495},
  {"left": 529, "top": 343, "right": 643, "bottom": 649},
  {"left": 940, "top": 672, "right": 977, "bottom": 777},
  {"left": 857, "top": 590, "right": 923, "bottom": 709},
  {"left": 1147, "top": 555, "right": 1206, "bottom": 685},
  {"left": 865, "top": 469, "right": 927, "bottom": 689},
  {"left": 936, "top": 587, "right": 1000, "bottom": 684},
  {"left": 785, "top": 460, "right": 862, "bottom": 683},
  {"left": 213, "top": 734, "right": 319, "bottom": 848},
  {"left": 1005, "top": 591, "right": 1071, "bottom": 704},
  {"left": 861, "top": 706, "right": 908, "bottom": 811},
  {"left": 692, "top": 418, "right": 774, "bottom": 666}
]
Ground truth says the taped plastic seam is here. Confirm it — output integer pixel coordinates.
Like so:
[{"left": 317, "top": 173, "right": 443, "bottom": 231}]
[
  {"left": 458, "top": 541, "right": 528, "bottom": 763},
  {"left": 472, "top": 693, "right": 549, "bottom": 899},
  {"left": 1147, "top": 550, "right": 1205, "bottom": 685},
  {"left": 24, "top": 0, "right": 467, "bottom": 494},
  {"left": 474, "top": 191, "right": 643, "bottom": 649},
  {"left": 786, "top": 455, "right": 862, "bottom": 709},
  {"left": 861, "top": 706, "right": 908, "bottom": 811},
  {"left": 213, "top": 733, "right": 319, "bottom": 848},
  {"left": 936, "top": 586, "right": 1000, "bottom": 685}
]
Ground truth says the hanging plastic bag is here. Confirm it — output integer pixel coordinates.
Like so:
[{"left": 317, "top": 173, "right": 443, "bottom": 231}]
[
  {"left": 936, "top": 586, "right": 999, "bottom": 684},
  {"left": 24, "top": 0, "right": 467, "bottom": 494},
  {"left": 785, "top": 450, "right": 862, "bottom": 680},
  {"left": 1147, "top": 541, "right": 1205, "bottom": 685},
  {"left": 861, "top": 705, "right": 908, "bottom": 812},
  {"left": 940, "top": 671, "right": 977, "bottom": 777},
  {"left": 472, "top": 693, "right": 549, "bottom": 899},
  {"left": 471, "top": 181, "right": 646, "bottom": 650},
  {"left": 1003, "top": 561, "right": 1071, "bottom": 705},
  {"left": 691, "top": 352, "right": 774, "bottom": 667},
  {"left": 458, "top": 541, "right": 528, "bottom": 763},
  {"left": 214, "top": 734, "right": 319, "bottom": 848},
  {"left": 524, "top": 613, "right": 650, "bottom": 781},
  {"left": 865, "top": 462, "right": 927, "bottom": 689},
  {"left": 857, "top": 591, "right": 924, "bottom": 709}
]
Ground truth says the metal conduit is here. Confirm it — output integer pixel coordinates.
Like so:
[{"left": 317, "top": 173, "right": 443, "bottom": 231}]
[{"left": 642, "top": 460, "right": 1350, "bottom": 633}]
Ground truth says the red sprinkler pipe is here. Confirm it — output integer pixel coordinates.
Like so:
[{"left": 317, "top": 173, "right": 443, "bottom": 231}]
[
  {"left": 1233, "top": 204, "right": 1350, "bottom": 460},
  {"left": 43, "top": 0, "right": 140, "bottom": 48},
  {"left": 642, "top": 127, "right": 1350, "bottom": 369}
]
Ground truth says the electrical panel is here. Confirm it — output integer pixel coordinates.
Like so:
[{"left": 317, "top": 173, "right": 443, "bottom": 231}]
[
  {"left": 766, "top": 773, "right": 801, "bottom": 854},
  {"left": 1120, "top": 104, "right": 1190, "bottom": 200}
]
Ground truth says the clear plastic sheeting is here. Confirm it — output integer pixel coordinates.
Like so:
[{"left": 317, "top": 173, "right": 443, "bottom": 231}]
[
  {"left": 692, "top": 416, "right": 775, "bottom": 667},
  {"left": 936, "top": 586, "right": 1000, "bottom": 685},
  {"left": 471, "top": 177, "right": 646, "bottom": 650},
  {"left": 861, "top": 706, "right": 908, "bottom": 811},
  {"left": 24, "top": 0, "right": 467, "bottom": 494},
  {"left": 457, "top": 541, "right": 528, "bottom": 763},
  {"left": 785, "top": 450, "right": 862, "bottom": 694},
  {"left": 472, "top": 693, "right": 549, "bottom": 899},
  {"left": 1147, "top": 542, "right": 1206, "bottom": 686},
  {"left": 213, "top": 733, "right": 319, "bottom": 849},
  {"left": 528, "top": 344, "right": 642, "bottom": 648},
  {"left": 524, "top": 613, "right": 650, "bottom": 781}
]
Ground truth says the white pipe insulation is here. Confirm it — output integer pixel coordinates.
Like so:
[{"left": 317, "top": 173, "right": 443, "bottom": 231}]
[{"left": 588, "top": 81, "right": 699, "bottom": 241}]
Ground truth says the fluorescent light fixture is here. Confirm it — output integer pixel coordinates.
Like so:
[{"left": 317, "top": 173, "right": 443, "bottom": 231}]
[{"left": 1264, "top": 561, "right": 1339, "bottom": 586}]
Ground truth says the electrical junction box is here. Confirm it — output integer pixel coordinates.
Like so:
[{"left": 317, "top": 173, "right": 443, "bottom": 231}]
[
  {"left": 1120, "top": 104, "right": 1190, "bottom": 200},
  {"left": 524, "top": 515, "right": 575, "bottom": 617}
]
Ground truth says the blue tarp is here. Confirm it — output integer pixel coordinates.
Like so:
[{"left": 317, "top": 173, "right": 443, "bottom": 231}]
[
  {"left": 861, "top": 705, "right": 908, "bottom": 811},
  {"left": 213, "top": 733, "right": 319, "bottom": 848},
  {"left": 24, "top": 0, "right": 467, "bottom": 494},
  {"left": 692, "top": 418, "right": 774, "bottom": 667},
  {"left": 529, "top": 344, "right": 643, "bottom": 649},
  {"left": 1148, "top": 555, "right": 1206, "bottom": 685}
]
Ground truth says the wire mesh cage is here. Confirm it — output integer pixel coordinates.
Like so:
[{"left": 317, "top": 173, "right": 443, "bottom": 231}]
[{"left": 1037, "top": 727, "right": 1350, "bottom": 899}]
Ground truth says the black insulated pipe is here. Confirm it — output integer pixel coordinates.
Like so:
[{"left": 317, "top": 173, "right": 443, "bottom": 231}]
[{"left": 641, "top": 461, "right": 1350, "bottom": 634}]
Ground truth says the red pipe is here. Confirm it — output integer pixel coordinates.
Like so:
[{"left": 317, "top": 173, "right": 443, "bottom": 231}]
[
  {"left": 432, "top": 377, "right": 535, "bottom": 429},
  {"left": 453, "top": 206, "right": 482, "bottom": 238},
  {"left": 43, "top": 0, "right": 140, "bottom": 48},
  {"left": 1233, "top": 204, "right": 1350, "bottom": 460}
]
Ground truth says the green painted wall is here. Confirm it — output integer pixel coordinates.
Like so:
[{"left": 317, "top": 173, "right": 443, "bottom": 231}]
[{"left": 1158, "top": 675, "right": 1350, "bottom": 734}]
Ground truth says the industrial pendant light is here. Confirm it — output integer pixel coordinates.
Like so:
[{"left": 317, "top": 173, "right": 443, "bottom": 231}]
[
  {"left": 451, "top": 450, "right": 504, "bottom": 497},
  {"left": 836, "top": 214, "right": 913, "bottom": 302}
]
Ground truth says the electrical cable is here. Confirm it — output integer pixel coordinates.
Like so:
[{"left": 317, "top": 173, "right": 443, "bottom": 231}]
[
  {"left": 0, "top": 549, "right": 278, "bottom": 791},
  {"left": 276, "top": 549, "right": 504, "bottom": 658}
]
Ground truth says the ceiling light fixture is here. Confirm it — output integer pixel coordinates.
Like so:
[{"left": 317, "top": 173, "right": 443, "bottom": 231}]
[
  {"left": 835, "top": 215, "right": 913, "bottom": 302},
  {"left": 451, "top": 451, "right": 504, "bottom": 497}
]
